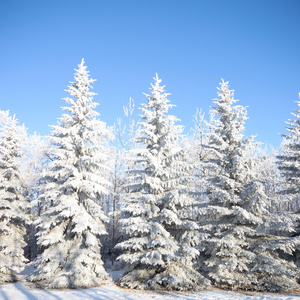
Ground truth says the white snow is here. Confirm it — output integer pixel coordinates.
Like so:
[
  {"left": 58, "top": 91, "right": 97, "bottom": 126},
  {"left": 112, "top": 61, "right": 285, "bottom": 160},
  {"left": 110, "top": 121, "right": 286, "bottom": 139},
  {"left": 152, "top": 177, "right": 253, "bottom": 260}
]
[
  {"left": 0, "top": 280, "right": 300, "bottom": 300},
  {"left": 0, "top": 267, "right": 299, "bottom": 300}
]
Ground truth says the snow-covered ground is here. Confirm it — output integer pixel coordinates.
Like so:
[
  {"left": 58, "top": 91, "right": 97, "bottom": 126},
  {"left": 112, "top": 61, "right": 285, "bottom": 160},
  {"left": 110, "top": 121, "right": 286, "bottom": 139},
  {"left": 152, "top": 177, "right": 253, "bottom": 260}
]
[
  {"left": 0, "top": 267, "right": 300, "bottom": 300},
  {"left": 1, "top": 281, "right": 300, "bottom": 300}
]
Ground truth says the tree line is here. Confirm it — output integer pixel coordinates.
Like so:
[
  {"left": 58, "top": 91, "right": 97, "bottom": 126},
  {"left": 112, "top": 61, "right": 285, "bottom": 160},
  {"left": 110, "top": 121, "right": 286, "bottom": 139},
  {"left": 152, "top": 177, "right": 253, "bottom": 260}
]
[{"left": 1, "top": 59, "right": 300, "bottom": 292}]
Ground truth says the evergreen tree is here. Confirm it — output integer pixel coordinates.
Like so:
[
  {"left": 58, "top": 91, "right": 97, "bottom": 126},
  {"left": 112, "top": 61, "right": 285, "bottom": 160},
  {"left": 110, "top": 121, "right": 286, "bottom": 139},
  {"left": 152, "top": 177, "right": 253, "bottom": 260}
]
[
  {"left": 28, "top": 59, "right": 113, "bottom": 288},
  {"left": 277, "top": 94, "right": 300, "bottom": 197},
  {"left": 0, "top": 113, "right": 29, "bottom": 283},
  {"left": 254, "top": 145, "right": 296, "bottom": 236},
  {"left": 116, "top": 74, "right": 210, "bottom": 291},
  {"left": 198, "top": 80, "right": 299, "bottom": 291},
  {"left": 277, "top": 94, "right": 300, "bottom": 266}
]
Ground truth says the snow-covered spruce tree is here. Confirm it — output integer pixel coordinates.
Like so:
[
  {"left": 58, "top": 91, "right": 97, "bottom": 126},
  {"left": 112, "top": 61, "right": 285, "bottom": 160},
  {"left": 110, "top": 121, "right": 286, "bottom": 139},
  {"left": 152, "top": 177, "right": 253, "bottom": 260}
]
[
  {"left": 277, "top": 94, "right": 300, "bottom": 200},
  {"left": 277, "top": 94, "right": 300, "bottom": 262},
  {"left": 0, "top": 113, "right": 29, "bottom": 283},
  {"left": 198, "top": 79, "right": 300, "bottom": 291},
  {"left": 116, "top": 74, "right": 210, "bottom": 291},
  {"left": 253, "top": 145, "right": 297, "bottom": 237},
  {"left": 28, "top": 59, "right": 113, "bottom": 288}
]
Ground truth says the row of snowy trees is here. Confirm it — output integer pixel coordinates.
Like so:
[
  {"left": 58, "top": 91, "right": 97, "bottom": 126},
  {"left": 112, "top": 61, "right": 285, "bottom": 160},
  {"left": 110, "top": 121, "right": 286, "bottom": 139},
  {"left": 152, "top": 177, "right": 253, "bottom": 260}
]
[{"left": 1, "top": 59, "right": 300, "bottom": 291}]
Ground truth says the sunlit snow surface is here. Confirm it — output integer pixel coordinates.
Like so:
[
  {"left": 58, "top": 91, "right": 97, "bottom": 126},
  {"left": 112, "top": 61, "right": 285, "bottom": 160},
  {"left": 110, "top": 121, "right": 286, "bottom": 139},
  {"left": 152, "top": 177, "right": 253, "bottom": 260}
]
[
  {"left": 0, "top": 268, "right": 299, "bottom": 300},
  {"left": 1, "top": 281, "right": 300, "bottom": 300}
]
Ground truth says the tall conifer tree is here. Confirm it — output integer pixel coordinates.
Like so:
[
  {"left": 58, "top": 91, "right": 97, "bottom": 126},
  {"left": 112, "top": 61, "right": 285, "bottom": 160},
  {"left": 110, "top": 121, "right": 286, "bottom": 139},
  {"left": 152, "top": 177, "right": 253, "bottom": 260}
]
[
  {"left": 278, "top": 94, "right": 300, "bottom": 196},
  {"left": 28, "top": 59, "right": 113, "bottom": 288},
  {"left": 116, "top": 74, "right": 210, "bottom": 290},
  {"left": 198, "top": 80, "right": 299, "bottom": 291},
  {"left": 0, "top": 113, "right": 29, "bottom": 283}
]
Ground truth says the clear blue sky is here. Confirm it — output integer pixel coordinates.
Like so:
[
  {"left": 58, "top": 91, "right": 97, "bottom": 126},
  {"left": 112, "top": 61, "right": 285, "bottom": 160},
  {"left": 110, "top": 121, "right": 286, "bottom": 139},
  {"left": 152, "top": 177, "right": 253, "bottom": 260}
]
[{"left": 1, "top": 0, "right": 300, "bottom": 148}]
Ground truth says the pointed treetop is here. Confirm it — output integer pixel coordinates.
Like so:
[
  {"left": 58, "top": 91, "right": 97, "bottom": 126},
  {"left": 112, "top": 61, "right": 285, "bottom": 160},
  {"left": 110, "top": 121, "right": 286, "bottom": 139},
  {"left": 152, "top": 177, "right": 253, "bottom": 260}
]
[
  {"left": 148, "top": 74, "right": 170, "bottom": 101},
  {"left": 214, "top": 78, "right": 239, "bottom": 108},
  {"left": 74, "top": 58, "right": 89, "bottom": 77},
  {"left": 219, "top": 78, "right": 230, "bottom": 90},
  {"left": 151, "top": 73, "right": 163, "bottom": 89},
  {"left": 218, "top": 78, "right": 230, "bottom": 92}
]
